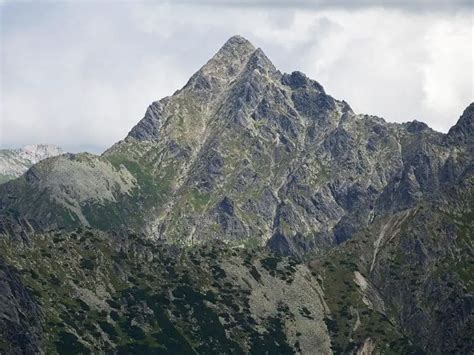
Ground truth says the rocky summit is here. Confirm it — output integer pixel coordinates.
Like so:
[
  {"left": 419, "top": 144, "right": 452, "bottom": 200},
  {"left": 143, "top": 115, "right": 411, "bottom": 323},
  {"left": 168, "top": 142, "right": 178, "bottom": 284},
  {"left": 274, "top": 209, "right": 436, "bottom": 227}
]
[{"left": 0, "top": 36, "right": 472, "bottom": 354}]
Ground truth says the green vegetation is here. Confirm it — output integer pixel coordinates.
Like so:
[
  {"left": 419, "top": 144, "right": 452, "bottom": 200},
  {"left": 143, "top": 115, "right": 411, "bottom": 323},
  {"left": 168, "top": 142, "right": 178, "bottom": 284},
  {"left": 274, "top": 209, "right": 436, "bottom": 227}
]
[
  {"left": 0, "top": 174, "right": 15, "bottom": 184},
  {"left": 0, "top": 229, "right": 324, "bottom": 354},
  {"left": 443, "top": 208, "right": 474, "bottom": 292},
  {"left": 312, "top": 251, "right": 418, "bottom": 354},
  {"left": 189, "top": 189, "right": 211, "bottom": 211}
]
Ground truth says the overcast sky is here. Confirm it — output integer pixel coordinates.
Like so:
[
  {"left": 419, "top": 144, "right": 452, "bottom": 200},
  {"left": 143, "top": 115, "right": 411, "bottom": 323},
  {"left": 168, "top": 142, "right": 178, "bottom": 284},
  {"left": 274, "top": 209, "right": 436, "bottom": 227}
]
[{"left": 0, "top": 1, "right": 472, "bottom": 153}]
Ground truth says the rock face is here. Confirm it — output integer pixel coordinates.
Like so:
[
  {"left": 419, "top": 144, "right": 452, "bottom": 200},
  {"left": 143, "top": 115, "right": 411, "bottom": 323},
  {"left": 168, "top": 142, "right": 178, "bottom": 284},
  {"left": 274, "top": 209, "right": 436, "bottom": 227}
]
[
  {"left": 0, "top": 256, "right": 43, "bottom": 354},
  {"left": 0, "top": 35, "right": 472, "bottom": 353},
  {"left": 310, "top": 174, "right": 473, "bottom": 354},
  {"left": 0, "top": 144, "right": 63, "bottom": 183},
  {"left": 0, "top": 36, "right": 471, "bottom": 255}
]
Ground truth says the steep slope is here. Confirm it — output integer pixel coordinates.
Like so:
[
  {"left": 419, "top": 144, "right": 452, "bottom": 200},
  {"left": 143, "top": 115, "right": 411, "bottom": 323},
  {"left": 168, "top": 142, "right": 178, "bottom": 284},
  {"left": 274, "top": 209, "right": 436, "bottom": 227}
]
[
  {"left": 0, "top": 153, "right": 137, "bottom": 229},
  {"left": 2, "top": 189, "right": 470, "bottom": 354},
  {"left": 0, "top": 225, "right": 419, "bottom": 354},
  {"left": 0, "top": 144, "right": 63, "bottom": 183},
  {"left": 0, "top": 36, "right": 471, "bottom": 254},
  {"left": 311, "top": 167, "right": 473, "bottom": 353}
]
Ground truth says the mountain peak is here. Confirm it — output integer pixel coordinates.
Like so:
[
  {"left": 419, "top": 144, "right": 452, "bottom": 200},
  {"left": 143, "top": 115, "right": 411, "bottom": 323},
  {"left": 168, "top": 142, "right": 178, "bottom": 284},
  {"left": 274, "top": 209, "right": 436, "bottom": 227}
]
[
  {"left": 447, "top": 102, "right": 473, "bottom": 145},
  {"left": 204, "top": 35, "right": 257, "bottom": 75},
  {"left": 180, "top": 35, "right": 265, "bottom": 94},
  {"left": 217, "top": 35, "right": 255, "bottom": 57},
  {"left": 128, "top": 35, "right": 267, "bottom": 141}
]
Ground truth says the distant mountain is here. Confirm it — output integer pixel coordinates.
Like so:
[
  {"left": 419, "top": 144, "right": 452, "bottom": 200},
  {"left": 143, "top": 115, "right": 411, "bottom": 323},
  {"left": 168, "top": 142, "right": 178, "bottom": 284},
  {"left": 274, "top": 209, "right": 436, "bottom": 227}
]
[
  {"left": 0, "top": 36, "right": 472, "bottom": 354},
  {"left": 0, "top": 144, "right": 63, "bottom": 183}
]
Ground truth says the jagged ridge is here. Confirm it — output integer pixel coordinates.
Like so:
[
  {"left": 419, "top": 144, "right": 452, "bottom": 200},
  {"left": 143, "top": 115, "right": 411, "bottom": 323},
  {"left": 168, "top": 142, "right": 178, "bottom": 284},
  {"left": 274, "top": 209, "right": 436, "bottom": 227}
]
[{"left": 0, "top": 36, "right": 472, "bottom": 253}]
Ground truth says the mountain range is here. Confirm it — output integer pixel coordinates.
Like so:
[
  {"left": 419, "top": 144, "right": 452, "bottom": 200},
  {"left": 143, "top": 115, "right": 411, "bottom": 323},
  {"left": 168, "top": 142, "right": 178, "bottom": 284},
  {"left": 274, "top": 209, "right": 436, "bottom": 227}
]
[
  {"left": 0, "top": 144, "right": 63, "bottom": 184},
  {"left": 0, "top": 35, "right": 472, "bottom": 354}
]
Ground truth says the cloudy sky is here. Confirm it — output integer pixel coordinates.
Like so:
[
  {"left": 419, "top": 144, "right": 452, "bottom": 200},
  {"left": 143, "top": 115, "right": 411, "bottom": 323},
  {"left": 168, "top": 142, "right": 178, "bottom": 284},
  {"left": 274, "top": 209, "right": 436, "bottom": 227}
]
[{"left": 0, "top": 1, "right": 472, "bottom": 153}]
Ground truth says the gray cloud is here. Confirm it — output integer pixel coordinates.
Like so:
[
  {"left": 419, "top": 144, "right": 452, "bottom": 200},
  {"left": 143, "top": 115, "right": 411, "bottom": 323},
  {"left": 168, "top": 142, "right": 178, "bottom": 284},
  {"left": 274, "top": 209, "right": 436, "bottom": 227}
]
[
  {"left": 178, "top": 0, "right": 473, "bottom": 12},
  {"left": 0, "top": 1, "right": 472, "bottom": 153}
]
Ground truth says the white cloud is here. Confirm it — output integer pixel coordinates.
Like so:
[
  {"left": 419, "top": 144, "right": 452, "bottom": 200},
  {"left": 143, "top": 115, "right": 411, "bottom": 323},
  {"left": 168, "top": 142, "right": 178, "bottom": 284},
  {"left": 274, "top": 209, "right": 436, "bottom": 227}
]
[
  {"left": 421, "top": 15, "right": 473, "bottom": 131},
  {"left": 0, "top": 2, "right": 472, "bottom": 153}
]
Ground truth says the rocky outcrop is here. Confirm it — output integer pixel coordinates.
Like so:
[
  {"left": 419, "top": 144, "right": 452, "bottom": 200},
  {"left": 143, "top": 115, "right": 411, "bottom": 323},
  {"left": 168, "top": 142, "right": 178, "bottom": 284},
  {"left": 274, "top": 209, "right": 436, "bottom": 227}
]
[
  {"left": 447, "top": 103, "right": 474, "bottom": 146},
  {"left": 0, "top": 257, "right": 43, "bottom": 354}
]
